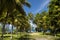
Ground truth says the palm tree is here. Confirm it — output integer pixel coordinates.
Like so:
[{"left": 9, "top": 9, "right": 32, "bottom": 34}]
[
  {"left": 0, "top": 0, "right": 31, "bottom": 15},
  {"left": 27, "top": 13, "right": 34, "bottom": 20},
  {"left": 34, "top": 13, "right": 43, "bottom": 32},
  {"left": 27, "top": 13, "right": 34, "bottom": 32},
  {"left": 49, "top": 0, "right": 60, "bottom": 35},
  {"left": 0, "top": 0, "right": 31, "bottom": 40}
]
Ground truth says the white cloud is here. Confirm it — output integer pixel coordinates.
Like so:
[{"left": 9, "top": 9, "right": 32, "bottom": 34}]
[{"left": 34, "top": 0, "right": 50, "bottom": 13}]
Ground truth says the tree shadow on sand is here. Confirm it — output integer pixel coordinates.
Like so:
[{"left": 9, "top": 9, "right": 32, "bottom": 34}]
[
  {"left": 55, "top": 38, "right": 60, "bottom": 40},
  {"left": 17, "top": 34, "right": 35, "bottom": 40}
]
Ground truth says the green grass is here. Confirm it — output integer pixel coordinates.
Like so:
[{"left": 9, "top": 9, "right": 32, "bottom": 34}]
[
  {"left": 0, "top": 32, "right": 27, "bottom": 40},
  {"left": 0, "top": 32, "right": 60, "bottom": 40}
]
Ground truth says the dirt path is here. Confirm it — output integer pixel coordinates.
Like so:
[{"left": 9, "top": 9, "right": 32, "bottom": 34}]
[
  {"left": 29, "top": 33, "right": 55, "bottom": 40},
  {"left": 34, "top": 36, "right": 53, "bottom": 40},
  {"left": 35, "top": 38, "right": 48, "bottom": 40}
]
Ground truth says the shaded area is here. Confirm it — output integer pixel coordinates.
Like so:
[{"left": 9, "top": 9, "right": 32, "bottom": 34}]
[
  {"left": 55, "top": 38, "right": 60, "bottom": 40},
  {"left": 0, "top": 32, "right": 60, "bottom": 40},
  {"left": 17, "top": 34, "right": 35, "bottom": 40}
]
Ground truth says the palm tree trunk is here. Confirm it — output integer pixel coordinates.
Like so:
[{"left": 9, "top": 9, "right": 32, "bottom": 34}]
[
  {"left": 1, "top": 23, "right": 5, "bottom": 40},
  {"left": 10, "top": 25, "right": 13, "bottom": 40},
  {"left": 16, "top": 26, "right": 18, "bottom": 37},
  {"left": 43, "top": 30, "right": 45, "bottom": 35}
]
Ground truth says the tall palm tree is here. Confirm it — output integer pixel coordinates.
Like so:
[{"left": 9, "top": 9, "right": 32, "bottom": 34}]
[
  {"left": 49, "top": 0, "right": 60, "bottom": 35},
  {"left": 0, "top": 0, "right": 31, "bottom": 15},
  {"left": 0, "top": 0, "right": 31, "bottom": 40}
]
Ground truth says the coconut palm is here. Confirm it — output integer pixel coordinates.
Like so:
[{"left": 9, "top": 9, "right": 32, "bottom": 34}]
[
  {"left": 0, "top": 0, "right": 31, "bottom": 40},
  {"left": 49, "top": 0, "right": 60, "bottom": 35}
]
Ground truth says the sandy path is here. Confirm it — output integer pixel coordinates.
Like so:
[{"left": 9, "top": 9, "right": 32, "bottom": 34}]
[{"left": 29, "top": 33, "right": 54, "bottom": 40}]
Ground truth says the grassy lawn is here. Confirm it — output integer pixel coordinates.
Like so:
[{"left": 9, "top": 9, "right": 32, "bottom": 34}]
[
  {"left": 0, "top": 32, "right": 60, "bottom": 40},
  {"left": 0, "top": 32, "right": 27, "bottom": 40}
]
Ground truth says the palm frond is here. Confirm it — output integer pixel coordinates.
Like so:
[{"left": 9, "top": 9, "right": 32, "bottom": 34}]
[{"left": 24, "top": 1, "right": 31, "bottom": 8}]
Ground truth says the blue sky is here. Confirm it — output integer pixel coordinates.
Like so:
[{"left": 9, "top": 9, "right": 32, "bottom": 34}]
[{"left": 23, "top": 0, "right": 50, "bottom": 14}]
